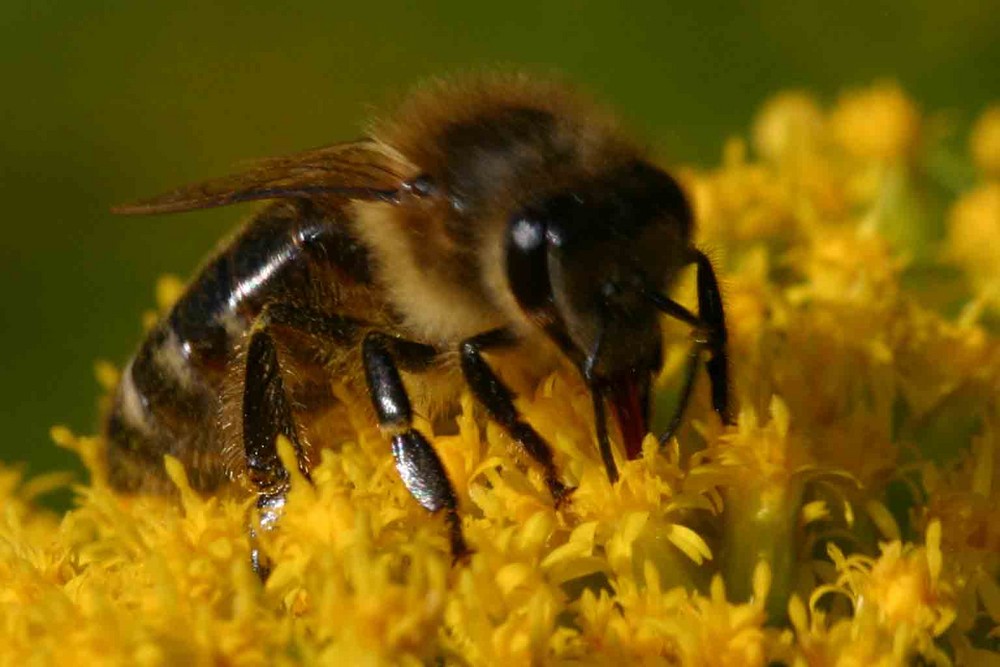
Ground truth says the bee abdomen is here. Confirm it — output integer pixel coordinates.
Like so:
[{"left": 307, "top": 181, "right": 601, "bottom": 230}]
[
  {"left": 106, "top": 321, "right": 222, "bottom": 492},
  {"left": 105, "top": 201, "right": 376, "bottom": 492}
]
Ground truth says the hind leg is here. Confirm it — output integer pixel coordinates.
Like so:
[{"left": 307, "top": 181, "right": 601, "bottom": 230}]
[{"left": 233, "top": 303, "right": 360, "bottom": 577}]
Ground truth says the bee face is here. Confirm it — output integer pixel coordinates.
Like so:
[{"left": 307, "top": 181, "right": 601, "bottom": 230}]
[
  {"left": 360, "top": 86, "right": 705, "bottom": 463},
  {"left": 376, "top": 93, "right": 692, "bottom": 367},
  {"left": 505, "top": 160, "right": 693, "bottom": 380}
]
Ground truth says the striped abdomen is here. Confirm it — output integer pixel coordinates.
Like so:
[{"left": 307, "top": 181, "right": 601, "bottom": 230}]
[{"left": 105, "top": 200, "right": 373, "bottom": 492}]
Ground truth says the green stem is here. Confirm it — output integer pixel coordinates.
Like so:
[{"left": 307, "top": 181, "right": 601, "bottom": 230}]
[{"left": 722, "top": 482, "right": 803, "bottom": 623}]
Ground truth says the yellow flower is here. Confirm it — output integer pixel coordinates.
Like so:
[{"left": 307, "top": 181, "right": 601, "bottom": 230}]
[
  {"left": 830, "top": 82, "right": 921, "bottom": 163},
  {"left": 857, "top": 523, "right": 954, "bottom": 636},
  {"left": 782, "top": 522, "right": 956, "bottom": 666},
  {"left": 4, "top": 82, "right": 1000, "bottom": 664},
  {"left": 752, "top": 92, "right": 825, "bottom": 164},
  {"left": 946, "top": 183, "right": 1000, "bottom": 298},
  {"left": 666, "top": 564, "right": 772, "bottom": 667},
  {"left": 971, "top": 104, "right": 1000, "bottom": 177}
]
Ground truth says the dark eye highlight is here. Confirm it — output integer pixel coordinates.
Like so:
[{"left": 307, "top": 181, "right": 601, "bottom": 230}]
[{"left": 506, "top": 214, "right": 552, "bottom": 312}]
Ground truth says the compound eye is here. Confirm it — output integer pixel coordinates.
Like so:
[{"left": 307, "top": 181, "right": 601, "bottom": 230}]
[{"left": 506, "top": 214, "right": 552, "bottom": 313}]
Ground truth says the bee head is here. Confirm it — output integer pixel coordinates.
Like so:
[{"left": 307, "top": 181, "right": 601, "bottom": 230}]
[{"left": 505, "top": 160, "right": 693, "bottom": 456}]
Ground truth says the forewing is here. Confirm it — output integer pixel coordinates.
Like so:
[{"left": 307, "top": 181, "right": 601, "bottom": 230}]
[{"left": 113, "top": 140, "right": 411, "bottom": 215}]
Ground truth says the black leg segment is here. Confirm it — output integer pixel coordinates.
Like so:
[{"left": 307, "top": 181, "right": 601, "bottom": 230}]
[
  {"left": 243, "top": 327, "right": 308, "bottom": 491},
  {"left": 693, "top": 250, "right": 733, "bottom": 426},
  {"left": 649, "top": 250, "right": 734, "bottom": 445},
  {"left": 243, "top": 302, "right": 362, "bottom": 488},
  {"left": 242, "top": 326, "right": 305, "bottom": 579},
  {"left": 241, "top": 303, "right": 363, "bottom": 578},
  {"left": 459, "top": 328, "right": 571, "bottom": 505},
  {"left": 657, "top": 348, "right": 700, "bottom": 446},
  {"left": 591, "top": 389, "right": 618, "bottom": 484},
  {"left": 361, "top": 332, "right": 468, "bottom": 559}
]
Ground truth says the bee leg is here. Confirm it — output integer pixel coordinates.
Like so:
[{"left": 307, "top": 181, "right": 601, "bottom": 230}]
[
  {"left": 459, "top": 328, "right": 571, "bottom": 506},
  {"left": 361, "top": 332, "right": 470, "bottom": 560},
  {"left": 649, "top": 250, "right": 733, "bottom": 445},
  {"left": 657, "top": 349, "right": 701, "bottom": 446},
  {"left": 589, "top": 387, "right": 619, "bottom": 484},
  {"left": 693, "top": 250, "right": 733, "bottom": 426},
  {"left": 241, "top": 325, "right": 310, "bottom": 579},
  {"left": 242, "top": 304, "right": 360, "bottom": 579}
]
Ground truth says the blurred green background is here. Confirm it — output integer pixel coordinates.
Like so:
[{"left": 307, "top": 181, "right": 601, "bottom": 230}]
[{"left": 2, "top": 0, "right": 998, "bottom": 486}]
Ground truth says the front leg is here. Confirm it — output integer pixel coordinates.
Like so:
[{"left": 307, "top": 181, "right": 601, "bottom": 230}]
[
  {"left": 459, "top": 328, "right": 571, "bottom": 505},
  {"left": 693, "top": 250, "right": 732, "bottom": 426},
  {"left": 361, "top": 332, "right": 469, "bottom": 560},
  {"left": 649, "top": 249, "right": 734, "bottom": 445}
]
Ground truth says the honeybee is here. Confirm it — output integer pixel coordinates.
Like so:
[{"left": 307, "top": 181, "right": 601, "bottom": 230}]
[{"left": 107, "top": 75, "right": 733, "bottom": 574}]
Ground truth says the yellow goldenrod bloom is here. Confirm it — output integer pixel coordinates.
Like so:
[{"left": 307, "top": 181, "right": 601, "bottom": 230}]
[{"left": 2, "top": 82, "right": 998, "bottom": 665}]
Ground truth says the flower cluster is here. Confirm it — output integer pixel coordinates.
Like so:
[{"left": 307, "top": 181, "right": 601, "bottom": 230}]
[{"left": 2, "top": 84, "right": 998, "bottom": 665}]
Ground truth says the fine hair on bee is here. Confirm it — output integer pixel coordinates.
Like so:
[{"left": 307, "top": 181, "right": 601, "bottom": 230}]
[{"left": 106, "top": 73, "right": 734, "bottom": 576}]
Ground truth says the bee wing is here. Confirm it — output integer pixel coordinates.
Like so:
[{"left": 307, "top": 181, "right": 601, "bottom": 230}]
[{"left": 112, "top": 140, "right": 412, "bottom": 215}]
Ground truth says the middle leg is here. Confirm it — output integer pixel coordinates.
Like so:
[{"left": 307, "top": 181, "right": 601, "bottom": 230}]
[{"left": 361, "top": 331, "right": 469, "bottom": 560}]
